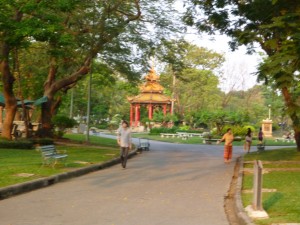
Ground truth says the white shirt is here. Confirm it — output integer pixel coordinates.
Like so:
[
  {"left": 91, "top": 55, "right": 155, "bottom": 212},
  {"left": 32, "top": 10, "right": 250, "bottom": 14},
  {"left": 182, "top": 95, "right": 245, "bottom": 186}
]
[{"left": 117, "top": 127, "right": 132, "bottom": 147}]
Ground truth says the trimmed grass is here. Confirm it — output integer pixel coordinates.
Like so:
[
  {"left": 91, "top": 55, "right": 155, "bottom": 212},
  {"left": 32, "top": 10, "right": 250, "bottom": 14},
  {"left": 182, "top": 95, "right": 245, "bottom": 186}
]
[
  {"left": 0, "top": 135, "right": 120, "bottom": 188},
  {"left": 133, "top": 133, "right": 205, "bottom": 144},
  {"left": 64, "top": 133, "right": 118, "bottom": 147},
  {"left": 244, "top": 147, "right": 300, "bottom": 161},
  {"left": 242, "top": 148, "right": 300, "bottom": 224},
  {"left": 132, "top": 133, "right": 296, "bottom": 146}
]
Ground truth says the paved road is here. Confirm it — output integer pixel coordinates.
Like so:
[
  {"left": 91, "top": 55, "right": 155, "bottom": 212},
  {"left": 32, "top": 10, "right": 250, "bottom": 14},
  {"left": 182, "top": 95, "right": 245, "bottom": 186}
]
[{"left": 1, "top": 139, "right": 246, "bottom": 225}]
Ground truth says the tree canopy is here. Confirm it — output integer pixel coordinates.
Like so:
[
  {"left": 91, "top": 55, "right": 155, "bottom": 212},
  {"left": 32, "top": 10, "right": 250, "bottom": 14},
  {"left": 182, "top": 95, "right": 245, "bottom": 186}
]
[
  {"left": 0, "top": 0, "right": 182, "bottom": 138},
  {"left": 184, "top": 0, "right": 300, "bottom": 150}
]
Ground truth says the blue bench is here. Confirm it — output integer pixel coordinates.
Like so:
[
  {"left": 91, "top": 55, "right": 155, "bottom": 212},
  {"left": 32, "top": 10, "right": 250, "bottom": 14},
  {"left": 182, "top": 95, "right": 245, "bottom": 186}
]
[{"left": 36, "top": 145, "right": 68, "bottom": 167}]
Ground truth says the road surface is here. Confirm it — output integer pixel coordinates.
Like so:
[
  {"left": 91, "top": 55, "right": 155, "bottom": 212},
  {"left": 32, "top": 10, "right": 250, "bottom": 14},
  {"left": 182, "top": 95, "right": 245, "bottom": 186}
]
[{"left": 1, "top": 138, "right": 247, "bottom": 225}]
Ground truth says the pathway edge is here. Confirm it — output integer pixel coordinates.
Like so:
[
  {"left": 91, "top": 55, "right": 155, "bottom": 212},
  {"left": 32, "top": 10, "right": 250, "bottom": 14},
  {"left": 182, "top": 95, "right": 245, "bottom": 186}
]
[{"left": 234, "top": 156, "right": 256, "bottom": 225}]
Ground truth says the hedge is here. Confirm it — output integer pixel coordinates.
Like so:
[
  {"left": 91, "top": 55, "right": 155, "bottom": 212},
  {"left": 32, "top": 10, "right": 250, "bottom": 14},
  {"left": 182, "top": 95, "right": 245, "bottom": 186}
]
[
  {"left": 0, "top": 139, "right": 34, "bottom": 149},
  {"left": 0, "top": 138, "right": 54, "bottom": 149}
]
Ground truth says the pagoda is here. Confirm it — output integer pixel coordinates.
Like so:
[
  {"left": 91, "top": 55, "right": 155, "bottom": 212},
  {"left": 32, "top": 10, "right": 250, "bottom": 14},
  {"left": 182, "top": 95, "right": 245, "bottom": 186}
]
[{"left": 127, "top": 67, "right": 174, "bottom": 127}]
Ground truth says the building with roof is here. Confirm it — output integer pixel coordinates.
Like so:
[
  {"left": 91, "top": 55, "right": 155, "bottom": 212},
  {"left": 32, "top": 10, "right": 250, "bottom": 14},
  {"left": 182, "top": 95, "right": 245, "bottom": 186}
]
[{"left": 127, "top": 67, "right": 174, "bottom": 127}]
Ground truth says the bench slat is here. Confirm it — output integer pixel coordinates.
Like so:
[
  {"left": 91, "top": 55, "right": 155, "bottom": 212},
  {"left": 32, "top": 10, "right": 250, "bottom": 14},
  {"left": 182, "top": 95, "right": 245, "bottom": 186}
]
[{"left": 36, "top": 144, "right": 68, "bottom": 167}]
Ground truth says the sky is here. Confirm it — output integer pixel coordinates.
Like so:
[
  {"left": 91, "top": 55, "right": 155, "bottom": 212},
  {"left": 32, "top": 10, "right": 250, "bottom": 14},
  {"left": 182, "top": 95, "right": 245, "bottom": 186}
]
[{"left": 185, "top": 32, "right": 263, "bottom": 92}]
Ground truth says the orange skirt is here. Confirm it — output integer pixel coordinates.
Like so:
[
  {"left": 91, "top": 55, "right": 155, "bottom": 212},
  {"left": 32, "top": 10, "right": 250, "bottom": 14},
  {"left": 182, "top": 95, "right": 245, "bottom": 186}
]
[{"left": 224, "top": 145, "right": 233, "bottom": 160}]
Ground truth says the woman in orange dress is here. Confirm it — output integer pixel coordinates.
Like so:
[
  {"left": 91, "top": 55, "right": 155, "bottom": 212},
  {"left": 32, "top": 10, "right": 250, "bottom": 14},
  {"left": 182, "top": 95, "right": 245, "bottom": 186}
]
[{"left": 218, "top": 128, "right": 234, "bottom": 163}]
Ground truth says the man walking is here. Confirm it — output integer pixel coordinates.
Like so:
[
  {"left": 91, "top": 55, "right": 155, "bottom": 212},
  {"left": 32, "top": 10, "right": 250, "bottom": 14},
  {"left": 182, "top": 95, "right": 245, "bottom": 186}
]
[{"left": 117, "top": 121, "right": 132, "bottom": 168}]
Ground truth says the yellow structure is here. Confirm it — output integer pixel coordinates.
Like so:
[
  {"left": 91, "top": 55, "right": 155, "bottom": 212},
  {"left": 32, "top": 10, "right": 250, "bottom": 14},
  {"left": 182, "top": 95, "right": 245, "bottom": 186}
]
[
  {"left": 127, "top": 67, "right": 174, "bottom": 127},
  {"left": 262, "top": 119, "right": 273, "bottom": 137}
]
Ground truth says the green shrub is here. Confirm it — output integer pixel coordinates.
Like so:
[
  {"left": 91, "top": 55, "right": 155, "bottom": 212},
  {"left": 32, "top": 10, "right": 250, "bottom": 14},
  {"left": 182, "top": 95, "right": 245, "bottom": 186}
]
[
  {"left": 52, "top": 115, "right": 78, "bottom": 138},
  {"left": 30, "top": 138, "right": 54, "bottom": 145},
  {"left": 177, "top": 129, "right": 203, "bottom": 133},
  {"left": 0, "top": 139, "right": 33, "bottom": 149},
  {"left": 149, "top": 126, "right": 204, "bottom": 135},
  {"left": 98, "top": 124, "right": 108, "bottom": 129},
  {"left": 178, "top": 125, "right": 190, "bottom": 131},
  {"left": 272, "top": 123, "right": 280, "bottom": 131},
  {"left": 242, "top": 125, "right": 256, "bottom": 134},
  {"left": 221, "top": 125, "right": 256, "bottom": 136},
  {"left": 149, "top": 127, "right": 178, "bottom": 135}
]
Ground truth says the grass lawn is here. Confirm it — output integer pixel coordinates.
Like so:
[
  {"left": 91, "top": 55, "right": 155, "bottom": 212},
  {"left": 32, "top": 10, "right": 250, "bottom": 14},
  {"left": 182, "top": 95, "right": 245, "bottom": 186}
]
[
  {"left": 132, "top": 133, "right": 296, "bottom": 146},
  {"left": 242, "top": 148, "right": 300, "bottom": 224},
  {"left": 132, "top": 133, "right": 205, "bottom": 144},
  {"left": 0, "top": 135, "right": 120, "bottom": 188},
  {"left": 64, "top": 133, "right": 118, "bottom": 147}
]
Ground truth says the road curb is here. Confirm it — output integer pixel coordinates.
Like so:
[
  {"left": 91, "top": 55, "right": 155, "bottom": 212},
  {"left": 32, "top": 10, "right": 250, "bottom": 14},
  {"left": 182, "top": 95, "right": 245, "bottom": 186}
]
[
  {"left": 234, "top": 156, "right": 256, "bottom": 225},
  {"left": 0, "top": 148, "right": 139, "bottom": 201}
]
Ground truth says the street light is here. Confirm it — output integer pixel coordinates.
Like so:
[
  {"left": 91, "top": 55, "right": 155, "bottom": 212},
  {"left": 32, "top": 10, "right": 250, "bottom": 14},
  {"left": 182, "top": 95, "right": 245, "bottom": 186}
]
[{"left": 86, "top": 62, "right": 92, "bottom": 142}]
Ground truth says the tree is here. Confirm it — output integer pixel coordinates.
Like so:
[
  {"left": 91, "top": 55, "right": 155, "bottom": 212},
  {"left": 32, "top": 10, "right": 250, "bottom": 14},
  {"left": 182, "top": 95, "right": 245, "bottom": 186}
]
[
  {"left": 57, "top": 66, "right": 140, "bottom": 126},
  {"left": 176, "top": 68, "right": 221, "bottom": 115},
  {"left": 0, "top": 0, "right": 182, "bottom": 138},
  {"left": 0, "top": 0, "right": 82, "bottom": 139},
  {"left": 155, "top": 39, "right": 190, "bottom": 114},
  {"left": 185, "top": 0, "right": 300, "bottom": 150},
  {"left": 158, "top": 42, "right": 224, "bottom": 118}
]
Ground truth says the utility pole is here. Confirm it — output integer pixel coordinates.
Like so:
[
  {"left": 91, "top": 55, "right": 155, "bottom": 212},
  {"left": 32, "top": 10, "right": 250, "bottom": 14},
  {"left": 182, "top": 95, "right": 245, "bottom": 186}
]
[
  {"left": 86, "top": 65, "right": 92, "bottom": 142},
  {"left": 69, "top": 88, "right": 74, "bottom": 118},
  {"left": 171, "top": 68, "right": 176, "bottom": 115}
]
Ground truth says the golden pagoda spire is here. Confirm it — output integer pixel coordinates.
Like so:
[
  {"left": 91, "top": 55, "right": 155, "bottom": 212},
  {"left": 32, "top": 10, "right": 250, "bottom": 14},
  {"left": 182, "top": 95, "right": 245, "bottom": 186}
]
[{"left": 145, "top": 61, "right": 159, "bottom": 81}]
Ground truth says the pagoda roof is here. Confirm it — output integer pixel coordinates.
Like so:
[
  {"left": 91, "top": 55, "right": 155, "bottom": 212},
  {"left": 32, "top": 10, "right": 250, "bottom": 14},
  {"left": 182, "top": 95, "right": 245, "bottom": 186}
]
[
  {"left": 145, "top": 67, "right": 160, "bottom": 81},
  {"left": 139, "top": 67, "right": 164, "bottom": 93},
  {"left": 128, "top": 66, "right": 173, "bottom": 104},
  {"left": 140, "top": 81, "right": 164, "bottom": 93},
  {"left": 128, "top": 92, "right": 172, "bottom": 104}
]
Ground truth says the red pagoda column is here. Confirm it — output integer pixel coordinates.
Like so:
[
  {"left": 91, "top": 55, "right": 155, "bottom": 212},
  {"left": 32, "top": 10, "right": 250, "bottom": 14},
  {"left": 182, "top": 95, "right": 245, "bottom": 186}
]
[
  {"left": 130, "top": 104, "right": 134, "bottom": 127},
  {"left": 148, "top": 104, "right": 153, "bottom": 120},
  {"left": 137, "top": 105, "right": 140, "bottom": 124},
  {"left": 135, "top": 104, "right": 139, "bottom": 127},
  {"left": 163, "top": 104, "right": 167, "bottom": 116}
]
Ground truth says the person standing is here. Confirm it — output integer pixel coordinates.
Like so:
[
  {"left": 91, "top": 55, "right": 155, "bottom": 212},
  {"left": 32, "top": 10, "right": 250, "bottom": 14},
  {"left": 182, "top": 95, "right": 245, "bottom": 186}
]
[
  {"left": 245, "top": 128, "right": 252, "bottom": 153},
  {"left": 218, "top": 128, "right": 234, "bottom": 164},
  {"left": 258, "top": 127, "right": 264, "bottom": 144},
  {"left": 117, "top": 121, "right": 132, "bottom": 168}
]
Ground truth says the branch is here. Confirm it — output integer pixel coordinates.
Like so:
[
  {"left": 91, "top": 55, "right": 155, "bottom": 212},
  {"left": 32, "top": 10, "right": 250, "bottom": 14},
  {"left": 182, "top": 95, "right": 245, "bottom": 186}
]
[
  {"left": 51, "top": 96, "right": 62, "bottom": 115},
  {"left": 46, "top": 57, "right": 92, "bottom": 96},
  {"left": 124, "top": 0, "right": 141, "bottom": 23},
  {"left": 44, "top": 57, "right": 58, "bottom": 89}
]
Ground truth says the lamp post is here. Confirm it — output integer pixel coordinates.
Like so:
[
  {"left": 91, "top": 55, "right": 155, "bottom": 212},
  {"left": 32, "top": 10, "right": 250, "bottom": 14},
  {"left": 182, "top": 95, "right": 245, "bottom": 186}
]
[
  {"left": 268, "top": 104, "right": 271, "bottom": 120},
  {"left": 86, "top": 63, "right": 92, "bottom": 143},
  {"left": 69, "top": 88, "right": 74, "bottom": 119}
]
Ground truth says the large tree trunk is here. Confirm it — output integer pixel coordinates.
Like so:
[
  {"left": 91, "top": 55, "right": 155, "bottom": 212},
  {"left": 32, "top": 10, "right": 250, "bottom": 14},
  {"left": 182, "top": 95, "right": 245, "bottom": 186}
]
[
  {"left": 40, "top": 58, "right": 91, "bottom": 137},
  {"left": 40, "top": 97, "right": 53, "bottom": 137},
  {"left": 40, "top": 95, "right": 62, "bottom": 137},
  {"left": 2, "top": 96, "right": 17, "bottom": 139},
  {"left": 40, "top": 98, "right": 54, "bottom": 137},
  {"left": 294, "top": 130, "right": 300, "bottom": 152},
  {"left": 282, "top": 87, "right": 300, "bottom": 151},
  {"left": 0, "top": 44, "right": 17, "bottom": 139}
]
